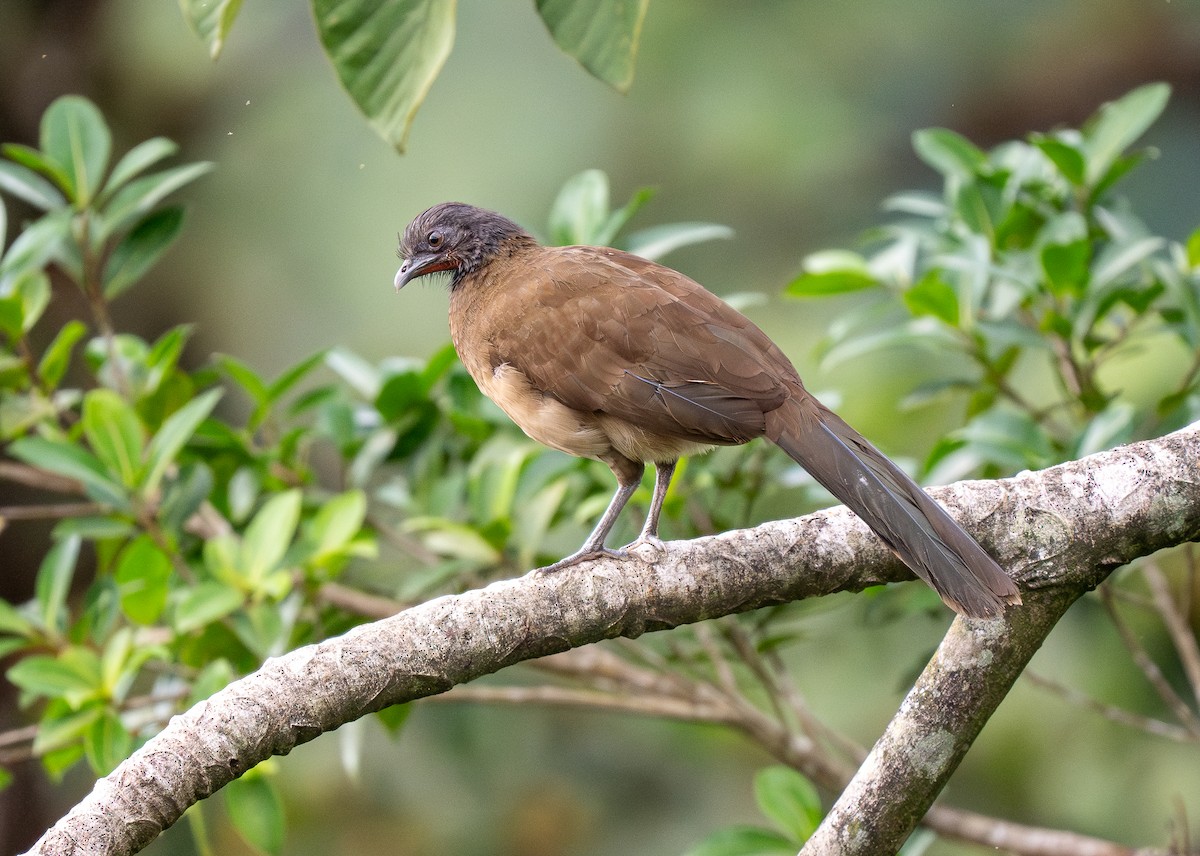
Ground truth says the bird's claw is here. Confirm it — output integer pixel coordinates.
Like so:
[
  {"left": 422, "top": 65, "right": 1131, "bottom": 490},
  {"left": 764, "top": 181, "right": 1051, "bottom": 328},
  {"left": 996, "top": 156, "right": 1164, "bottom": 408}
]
[
  {"left": 622, "top": 534, "right": 666, "bottom": 561},
  {"left": 536, "top": 547, "right": 627, "bottom": 574}
]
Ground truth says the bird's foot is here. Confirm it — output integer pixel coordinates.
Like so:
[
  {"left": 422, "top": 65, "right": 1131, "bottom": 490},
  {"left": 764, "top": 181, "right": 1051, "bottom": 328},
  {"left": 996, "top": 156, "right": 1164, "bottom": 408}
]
[
  {"left": 620, "top": 534, "right": 667, "bottom": 562},
  {"left": 536, "top": 547, "right": 628, "bottom": 574}
]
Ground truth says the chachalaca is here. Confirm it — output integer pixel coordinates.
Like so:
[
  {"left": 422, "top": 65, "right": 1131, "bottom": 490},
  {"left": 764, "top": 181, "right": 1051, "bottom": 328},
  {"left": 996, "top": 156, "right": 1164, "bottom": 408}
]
[{"left": 394, "top": 202, "right": 1021, "bottom": 618}]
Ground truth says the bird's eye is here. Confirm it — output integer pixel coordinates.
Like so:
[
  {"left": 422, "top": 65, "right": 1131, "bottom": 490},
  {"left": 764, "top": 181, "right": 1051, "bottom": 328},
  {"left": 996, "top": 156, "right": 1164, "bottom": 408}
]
[{"left": 427, "top": 230, "right": 443, "bottom": 249}]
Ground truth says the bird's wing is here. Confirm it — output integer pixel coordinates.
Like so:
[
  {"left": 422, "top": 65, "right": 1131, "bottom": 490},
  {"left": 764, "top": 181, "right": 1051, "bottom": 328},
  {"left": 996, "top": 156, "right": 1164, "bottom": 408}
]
[{"left": 485, "top": 246, "right": 794, "bottom": 446}]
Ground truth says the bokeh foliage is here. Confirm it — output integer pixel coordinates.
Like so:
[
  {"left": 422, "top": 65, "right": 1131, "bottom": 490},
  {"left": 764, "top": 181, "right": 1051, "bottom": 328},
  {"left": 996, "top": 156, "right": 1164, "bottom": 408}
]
[{"left": 1, "top": 82, "right": 1198, "bottom": 854}]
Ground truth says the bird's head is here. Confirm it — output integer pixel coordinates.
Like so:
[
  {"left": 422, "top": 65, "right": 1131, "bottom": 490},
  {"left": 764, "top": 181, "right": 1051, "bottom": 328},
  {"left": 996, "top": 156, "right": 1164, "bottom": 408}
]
[{"left": 394, "top": 202, "right": 534, "bottom": 291}]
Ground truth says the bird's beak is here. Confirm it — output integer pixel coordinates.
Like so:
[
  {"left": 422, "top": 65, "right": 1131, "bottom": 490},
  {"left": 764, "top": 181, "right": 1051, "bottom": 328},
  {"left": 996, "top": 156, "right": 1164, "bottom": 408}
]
[{"left": 394, "top": 253, "right": 456, "bottom": 291}]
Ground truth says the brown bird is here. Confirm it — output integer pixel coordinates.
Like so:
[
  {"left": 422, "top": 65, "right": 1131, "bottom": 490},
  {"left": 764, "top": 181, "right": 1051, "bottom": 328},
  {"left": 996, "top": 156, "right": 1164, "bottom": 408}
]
[{"left": 394, "top": 202, "right": 1021, "bottom": 618}]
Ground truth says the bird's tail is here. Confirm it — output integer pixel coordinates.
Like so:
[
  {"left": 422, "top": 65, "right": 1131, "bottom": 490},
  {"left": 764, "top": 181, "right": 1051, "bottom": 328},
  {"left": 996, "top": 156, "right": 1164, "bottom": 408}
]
[{"left": 765, "top": 395, "right": 1021, "bottom": 618}]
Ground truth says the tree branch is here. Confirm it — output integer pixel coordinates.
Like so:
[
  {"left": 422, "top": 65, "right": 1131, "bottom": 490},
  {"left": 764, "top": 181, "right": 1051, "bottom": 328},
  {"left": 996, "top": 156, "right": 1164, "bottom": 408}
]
[{"left": 21, "top": 423, "right": 1200, "bottom": 856}]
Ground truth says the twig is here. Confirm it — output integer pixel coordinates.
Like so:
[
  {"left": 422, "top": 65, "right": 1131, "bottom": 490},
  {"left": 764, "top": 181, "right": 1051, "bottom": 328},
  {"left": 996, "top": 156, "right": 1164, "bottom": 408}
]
[
  {"left": 1101, "top": 585, "right": 1200, "bottom": 739},
  {"left": 317, "top": 582, "right": 406, "bottom": 619},
  {"left": 1025, "top": 670, "right": 1195, "bottom": 743},
  {"left": 1143, "top": 561, "right": 1200, "bottom": 713},
  {"left": 0, "top": 461, "right": 83, "bottom": 494},
  {"left": 0, "top": 502, "right": 104, "bottom": 520},
  {"left": 426, "top": 683, "right": 738, "bottom": 724},
  {"left": 435, "top": 649, "right": 1147, "bottom": 856}
]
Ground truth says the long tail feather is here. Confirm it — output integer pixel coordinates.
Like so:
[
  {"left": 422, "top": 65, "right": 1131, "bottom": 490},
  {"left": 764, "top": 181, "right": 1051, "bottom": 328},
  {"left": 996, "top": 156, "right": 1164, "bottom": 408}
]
[{"left": 766, "top": 396, "right": 1021, "bottom": 618}]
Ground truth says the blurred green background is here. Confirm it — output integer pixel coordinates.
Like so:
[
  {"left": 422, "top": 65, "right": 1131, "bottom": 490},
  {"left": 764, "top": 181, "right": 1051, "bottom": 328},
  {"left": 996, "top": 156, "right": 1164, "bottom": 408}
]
[{"left": 2, "top": 1, "right": 1200, "bottom": 854}]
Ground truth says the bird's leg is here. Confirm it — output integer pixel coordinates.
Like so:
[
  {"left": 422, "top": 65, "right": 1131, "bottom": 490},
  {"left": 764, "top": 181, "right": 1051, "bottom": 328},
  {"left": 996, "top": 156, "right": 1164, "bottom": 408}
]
[
  {"left": 625, "top": 459, "right": 677, "bottom": 551},
  {"left": 537, "top": 456, "right": 644, "bottom": 573}
]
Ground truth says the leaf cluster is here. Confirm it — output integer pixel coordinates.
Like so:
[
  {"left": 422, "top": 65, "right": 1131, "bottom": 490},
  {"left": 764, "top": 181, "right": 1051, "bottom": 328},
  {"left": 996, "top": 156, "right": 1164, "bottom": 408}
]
[{"left": 789, "top": 83, "right": 1200, "bottom": 480}]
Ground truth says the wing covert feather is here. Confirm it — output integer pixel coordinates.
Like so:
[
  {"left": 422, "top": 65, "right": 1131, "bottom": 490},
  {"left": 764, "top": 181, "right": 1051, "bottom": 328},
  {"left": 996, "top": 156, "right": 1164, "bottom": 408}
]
[{"left": 484, "top": 247, "right": 794, "bottom": 445}]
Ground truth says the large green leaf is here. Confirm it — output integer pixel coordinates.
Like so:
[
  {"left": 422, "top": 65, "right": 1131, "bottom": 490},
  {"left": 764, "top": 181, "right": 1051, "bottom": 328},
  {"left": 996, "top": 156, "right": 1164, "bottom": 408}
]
[
  {"left": 313, "top": 0, "right": 457, "bottom": 153},
  {"left": 683, "top": 826, "right": 796, "bottom": 856},
  {"left": 241, "top": 490, "right": 302, "bottom": 583},
  {"left": 82, "top": 389, "right": 145, "bottom": 488},
  {"left": 40, "top": 96, "right": 111, "bottom": 206},
  {"left": 36, "top": 535, "right": 81, "bottom": 635},
  {"left": 535, "top": 0, "right": 649, "bottom": 93},
  {"left": 0, "top": 160, "right": 66, "bottom": 211},
  {"left": 115, "top": 536, "right": 172, "bottom": 625},
  {"left": 143, "top": 388, "right": 223, "bottom": 496},
  {"left": 912, "top": 127, "right": 987, "bottom": 182},
  {"left": 8, "top": 437, "right": 128, "bottom": 508},
  {"left": 179, "top": 0, "right": 245, "bottom": 59},
  {"left": 1081, "top": 82, "right": 1170, "bottom": 187},
  {"left": 99, "top": 162, "right": 213, "bottom": 241},
  {"left": 102, "top": 206, "right": 186, "bottom": 298},
  {"left": 224, "top": 774, "right": 285, "bottom": 855},
  {"left": 621, "top": 222, "right": 733, "bottom": 262},
  {"left": 753, "top": 766, "right": 821, "bottom": 844}
]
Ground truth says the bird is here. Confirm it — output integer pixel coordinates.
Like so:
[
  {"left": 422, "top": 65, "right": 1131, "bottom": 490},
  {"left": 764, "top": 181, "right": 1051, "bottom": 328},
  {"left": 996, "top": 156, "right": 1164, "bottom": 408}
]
[{"left": 393, "top": 202, "right": 1021, "bottom": 618}]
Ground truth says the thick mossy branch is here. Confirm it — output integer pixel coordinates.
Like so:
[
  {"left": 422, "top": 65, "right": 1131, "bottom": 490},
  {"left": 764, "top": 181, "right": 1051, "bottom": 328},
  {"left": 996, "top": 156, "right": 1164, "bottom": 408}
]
[{"left": 24, "top": 423, "right": 1200, "bottom": 856}]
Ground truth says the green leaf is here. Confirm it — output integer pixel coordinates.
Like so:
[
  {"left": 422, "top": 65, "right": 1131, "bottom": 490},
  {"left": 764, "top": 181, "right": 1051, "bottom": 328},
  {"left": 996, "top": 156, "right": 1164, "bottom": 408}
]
[
  {"left": 142, "top": 388, "right": 223, "bottom": 497},
  {"left": 819, "top": 318, "right": 959, "bottom": 371},
  {"left": 102, "top": 206, "right": 186, "bottom": 298},
  {"left": 15, "top": 268, "right": 51, "bottom": 333},
  {"left": 31, "top": 704, "right": 103, "bottom": 755},
  {"left": 912, "top": 128, "right": 987, "bottom": 181},
  {"left": 1187, "top": 226, "right": 1200, "bottom": 269},
  {"left": 404, "top": 517, "right": 501, "bottom": 564},
  {"left": 83, "top": 709, "right": 133, "bottom": 775},
  {"left": 9, "top": 647, "right": 102, "bottom": 704},
  {"left": 313, "top": 0, "right": 457, "bottom": 153},
  {"left": 268, "top": 349, "right": 328, "bottom": 402},
  {"left": 0, "top": 143, "right": 73, "bottom": 192},
  {"left": 179, "top": 0, "right": 245, "bottom": 59},
  {"left": 307, "top": 490, "right": 367, "bottom": 562},
  {"left": 375, "top": 702, "right": 412, "bottom": 734},
  {"left": 242, "top": 490, "right": 302, "bottom": 583},
  {"left": 99, "top": 161, "right": 213, "bottom": 240},
  {"left": 0, "top": 160, "right": 67, "bottom": 210},
  {"left": 36, "top": 535, "right": 81, "bottom": 634},
  {"left": 787, "top": 250, "right": 879, "bottom": 296},
  {"left": 1074, "top": 402, "right": 1136, "bottom": 457},
  {"left": 40, "top": 95, "right": 112, "bottom": 206},
  {"left": 549, "top": 169, "right": 613, "bottom": 245},
  {"left": 52, "top": 516, "right": 136, "bottom": 540},
  {"left": 324, "top": 347, "right": 381, "bottom": 398},
  {"left": 622, "top": 222, "right": 733, "bottom": 262},
  {"left": 218, "top": 353, "right": 270, "bottom": 407},
  {"left": 224, "top": 773, "right": 285, "bottom": 855},
  {"left": 159, "top": 462, "right": 215, "bottom": 535},
  {"left": 754, "top": 766, "right": 821, "bottom": 843},
  {"left": 684, "top": 825, "right": 797, "bottom": 856},
  {"left": 9, "top": 436, "right": 129, "bottom": 507},
  {"left": 115, "top": 536, "right": 173, "bottom": 624},
  {"left": 375, "top": 370, "right": 426, "bottom": 421},
  {"left": 0, "top": 598, "right": 35, "bottom": 637},
  {"left": 1081, "top": 82, "right": 1170, "bottom": 187},
  {"left": 37, "top": 320, "right": 87, "bottom": 388},
  {"left": 189, "top": 659, "right": 236, "bottom": 705},
  {"left": 82, "top": 389, "right": 145, "bottom": 488},
  {"left": 0, "top": 268, "right": 50, "bottom": 339},
  {"left": 902, "top": 272, "right": 959, "bottom": 325},
  {"left": 1090, "top": 236, "right": 1165, "bottom": 291},
  {"left": 101, "top": 137, "right": 179, "bottom": 201},
  {"left": 534, "top": 0, "right": 648, "bottom": 93},
  {"left": 1040, "top": 240, "right": 1090, "bottom": 296},
  {"left": 173, "top": 581, "right": 244, "bottom": 634},
  {"left": 0, "top": 208, "right": 71, "bottom": 280},
  {"left": 1032, "top": 135, "right": 1086, "bottom": 186}
]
